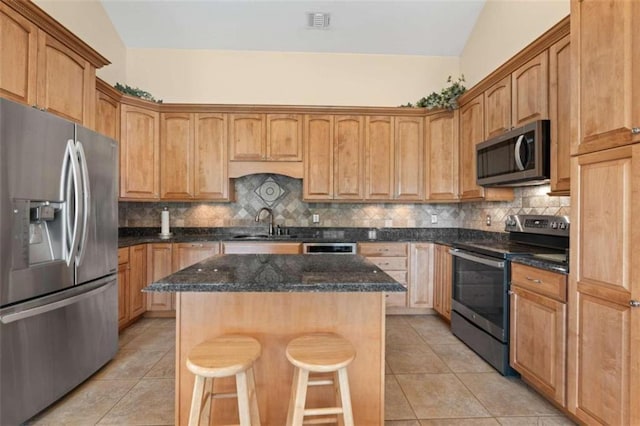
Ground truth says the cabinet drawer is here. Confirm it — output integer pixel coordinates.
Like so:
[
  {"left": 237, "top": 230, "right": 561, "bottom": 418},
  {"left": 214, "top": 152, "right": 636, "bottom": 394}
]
[
  {"left": 118, "top": 247, "right": 130, "bottom": 265},
  {"left": 386, "top": 290, "right": 407, "bottom": 307},
  {"left": 511, "top": 263, "right": 567, "bottom": 302},
  {"left": 367, "top": 257, "right": 407, "bottom": 271},
  {"left": 358, "top": 243, "right": 407, "bottom": 257},
  {"left": 385, "top": 270, "right": 407, "bottom": 285}
]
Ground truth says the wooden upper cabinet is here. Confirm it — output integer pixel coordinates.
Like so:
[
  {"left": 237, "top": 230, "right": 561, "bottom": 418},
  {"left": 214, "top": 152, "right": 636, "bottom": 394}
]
[
  {"left": 394, "top": 116, "right": 424, "bottom": 200},
  {"left": 120, "top": 103, "right": 160, "bottom": 200},
  {"left": 95, "top": 81, "right": 120, "bottom": 141},
  {"left": 425, "top": 111, "right": 459, "bottom": 201},
  {"left": 334, "top": 115, "right": 364, "bottom": 200},
  {"left": 36, "top": 31, "right": 95, "bottom": 126},
  {"left": 0, "top": 3, "right": 37, "bottom": 106},
  {"left": 161, "top": 113, "right": 193, "bottom": 199},
  {"left": 484, "top": 75, "right": 512, "bottom": 138},
  {"left": 512, "top": 51, "right": 549, "bottom": 128},
  {"left": 194, "top": 113, "right": 229, "bottom": 199},
  {"left": 568, "top": 144, "right": 640, "bottom": 425},
  {"left": 229, "top": 114, "right": 265, "bottom": 161},
  {"left": 303, "top": 115, "right": 334, "bottom": 200},
  {"left": 549, "top": 35, "right": 571, "bottom": 195},
  {"left": 572, "top": 0, "right": 640, "bottom": 155},
  {"left": 459, "top": 94, "right": 486, "bottom": 200},
  {"left": 365, "top": 116, "right": 394, "bottom": 200},
  {"left": 266, "top": 114, "right": 303, "bottom": 161}
]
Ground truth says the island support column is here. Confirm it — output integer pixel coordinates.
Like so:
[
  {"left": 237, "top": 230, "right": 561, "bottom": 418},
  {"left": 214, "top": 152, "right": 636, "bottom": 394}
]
[{"left": 175, "top": 292, "right": 386, "bottom": 425}]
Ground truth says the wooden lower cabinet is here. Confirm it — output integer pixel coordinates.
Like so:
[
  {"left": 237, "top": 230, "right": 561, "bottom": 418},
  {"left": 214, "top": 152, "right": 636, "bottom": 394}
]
[
  {"left": 433, "top": 244, "right": 452, "bottom": 320},
  {"left": 117, "top": 245, "right": 147, "bottom": 330},
  {"left": 146, "top": 243, "right": 175, "bottom": 313},
  {"left": 221, "top": 242, "right": 302, "bottom": 254},
  {"left": 568, "top": 144, "right": 640, "bottom": 425},
  {"left": 409, "top": 243, "right": 434, "bottom": 308},
  {"left": 510, "top": 263, "right": 567, "bottom": 406},
  {"left": 358, "top": 242, "right": 408, "bottom": 309},
  {"left": 173, "top": 242, "right": 220, "bottom": 270}
]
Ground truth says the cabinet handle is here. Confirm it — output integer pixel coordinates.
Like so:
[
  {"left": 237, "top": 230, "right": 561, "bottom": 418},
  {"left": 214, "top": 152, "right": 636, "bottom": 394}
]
[
  {"left": 508, "top": 290, "right": 514, "bottom": 295},
  {"left": 632, "top": 127, "right": 640, "bottom": 135},
  {"left": 526, "top": 276, "right": 542, "bottom": 284},
  {"left": 630, "top": 300, "right": 640, "bottom": 308}
]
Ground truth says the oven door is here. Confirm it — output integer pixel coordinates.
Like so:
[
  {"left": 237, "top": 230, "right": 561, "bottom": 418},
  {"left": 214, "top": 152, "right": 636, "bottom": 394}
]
[{"left": 450, "top": 248, "right": 508, "bottom": 342}]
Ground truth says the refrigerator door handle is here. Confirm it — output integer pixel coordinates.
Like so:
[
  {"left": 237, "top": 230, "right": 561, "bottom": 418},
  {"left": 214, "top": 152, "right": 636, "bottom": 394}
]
[
  {"left": 62, "top": 139, "right": 83, "bottom": 266},
  {"left": 0, "top": 277, "right": 114, "bottom": 324},
  {"left": 75, "top": 141, "right": 90, "bottom": 265}
]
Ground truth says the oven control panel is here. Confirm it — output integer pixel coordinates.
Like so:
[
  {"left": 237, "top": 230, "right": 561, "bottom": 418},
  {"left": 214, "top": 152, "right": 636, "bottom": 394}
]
[{"left": 505, "top": 214, "right": 569, "bottom": 237}]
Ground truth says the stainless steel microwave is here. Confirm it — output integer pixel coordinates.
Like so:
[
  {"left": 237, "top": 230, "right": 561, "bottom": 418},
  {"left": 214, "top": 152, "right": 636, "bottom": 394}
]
[{"left": 476, "top": 120, "right": 550, "bottom": 187}]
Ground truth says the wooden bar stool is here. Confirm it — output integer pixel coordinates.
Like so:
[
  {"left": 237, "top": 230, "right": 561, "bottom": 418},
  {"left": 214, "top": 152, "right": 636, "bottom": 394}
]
[
  {"left": 285, "top": 333, "right": 356, "bottom": 426},
  {"left": 186, "top": 335, "right": 262, "bottom": 426}
]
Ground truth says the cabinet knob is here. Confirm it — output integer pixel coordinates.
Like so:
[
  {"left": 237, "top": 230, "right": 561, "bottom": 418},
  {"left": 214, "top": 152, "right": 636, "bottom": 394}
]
[
  {"left": 630, "top": 300, "right": 640, "bottom": 308},
  {"left": 632, "top": 127, "right": 640, "bottom": 135}
]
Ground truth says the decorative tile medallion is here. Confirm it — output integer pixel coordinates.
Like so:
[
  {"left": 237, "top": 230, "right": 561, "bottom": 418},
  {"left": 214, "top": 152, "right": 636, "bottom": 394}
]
[{"left": 254, "top": 175, "right": 288, "bottom": 207}]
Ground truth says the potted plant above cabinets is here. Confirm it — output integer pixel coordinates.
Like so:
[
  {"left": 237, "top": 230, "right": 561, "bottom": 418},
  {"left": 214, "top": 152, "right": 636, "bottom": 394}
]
[{"left": 401, "top": 75, "right": 466, "bottom": 110}]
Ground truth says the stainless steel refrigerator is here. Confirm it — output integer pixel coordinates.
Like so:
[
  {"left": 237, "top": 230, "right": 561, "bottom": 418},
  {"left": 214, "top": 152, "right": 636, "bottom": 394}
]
[{"left": 0, "top": 98, "right": 118, "bottom": 424}]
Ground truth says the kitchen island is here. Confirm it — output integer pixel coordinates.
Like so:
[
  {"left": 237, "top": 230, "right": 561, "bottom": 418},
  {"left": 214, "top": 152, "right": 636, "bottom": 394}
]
[{"left": 145, "top": 253, "right": 405, "bottom": 425}]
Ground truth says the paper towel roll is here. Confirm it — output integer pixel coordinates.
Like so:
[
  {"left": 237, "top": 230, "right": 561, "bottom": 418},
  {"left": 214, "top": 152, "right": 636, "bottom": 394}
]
[{"left": 161, "top": 209, "right": 170, "bottom": 235}]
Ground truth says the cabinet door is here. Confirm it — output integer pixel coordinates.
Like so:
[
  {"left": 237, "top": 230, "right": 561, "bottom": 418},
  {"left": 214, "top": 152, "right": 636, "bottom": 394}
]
[
  {"left": 511, "top": 51, "right": 549, "bottom": 128},
  {"left": 484, "top": 75, "right": 512, "bottom": 138},
  {"left": 409, "top": 243, "right": 434, "bottom": 308},
  {"left": 95, "top": 89, "right": 120, "bottom": 141},
  {"left": 303, "top": 115, "right": 334, "bottom": 200},
  {"left": 433, "top": 244, "right": 452, "bottom": 320},
  {"left": 117, "top": 262, "right": 129, "bottom": 329},
  {"left": 160, "top": 113, "right": 193, "bottom": 199},
  {"left": 194, "top": 113, "right": 229, "bottom": 200},
  {"left": 568, "top": 145, "right": 640, "bottom": 424},
  {"left": 425, "top": 111, "right": 459, "bottom": 201},
  {"left": 36, "top": 31, "right": 94, "bottom": 126},
  {"left": 334, "top": 116, "right": 364, "bottom": 200},
  {"left": 510, "top": 286, "right": 566, "bottom": 406},
  {"left": 549, "top": 35, "right": 571, "bottom": 195},
  {"left": 394, "top": 116, "right": 424, "bottom": 200},
  {"left": 571, "top": 0, "right": 640, "bottom": 155},
  {"left": 365, "top": 116, "right": 394, "bottom": 200},
  {"left": 120, "top": 104, "right": 160, "bottom": 199},
  {"left": 229, "top": 114, "right": 265, "bottom": 161},
  {"left": 173, "top": 242, "right": 220, "bottom": 270},
  {"left": 0, "top": 3, "right": 37, "bottom": 106},
  {"left": 266, "top": 114, "right": 302, "bottom": 161},
  {"left": 221, "top": 242, "right": 302, "bottom": 254},
  {"left": 146, "top": 243, "right": 174, "bottom": 311},
  {"left": 128, "top": 245, "right": 147, "bottom": 319},
  {"left": 459, "top": 94, "right": 486, "bottom": 200}
]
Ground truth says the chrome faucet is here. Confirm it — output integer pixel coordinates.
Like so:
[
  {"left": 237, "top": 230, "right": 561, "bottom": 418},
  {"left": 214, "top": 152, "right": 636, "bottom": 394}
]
[{"left": 255, "top": 207, "right": 275, "bottom": 235}]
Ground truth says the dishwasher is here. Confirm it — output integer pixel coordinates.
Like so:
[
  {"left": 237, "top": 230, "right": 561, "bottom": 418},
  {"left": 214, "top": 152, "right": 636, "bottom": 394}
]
[{"left": 302, "top": 242, "right": 357, "bottom": 254}]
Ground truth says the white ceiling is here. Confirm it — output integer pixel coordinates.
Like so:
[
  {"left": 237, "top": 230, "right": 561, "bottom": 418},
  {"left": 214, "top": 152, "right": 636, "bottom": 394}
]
[{"left": 99, "top": 0, "right": 486, "bottom": 56}]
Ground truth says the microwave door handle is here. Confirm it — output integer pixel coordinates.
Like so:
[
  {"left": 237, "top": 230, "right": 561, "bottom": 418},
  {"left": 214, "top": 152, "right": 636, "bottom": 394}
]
[{"left": 514, "top": 135, "right": 526, "bottom": 171}]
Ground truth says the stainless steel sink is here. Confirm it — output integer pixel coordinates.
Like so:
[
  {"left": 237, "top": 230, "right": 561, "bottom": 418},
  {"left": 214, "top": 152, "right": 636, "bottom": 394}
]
[{"left": 231, "top": 234, "right": 297, "bottom": 240}]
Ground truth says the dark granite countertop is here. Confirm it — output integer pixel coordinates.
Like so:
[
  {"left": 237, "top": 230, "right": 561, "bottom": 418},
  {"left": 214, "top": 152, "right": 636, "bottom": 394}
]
[
  {"left": 119, "top": 227, "right": 506, "bottom": 248},
  {"left": 511, "top": 256, "right": 569, "bottom": 274},
  {"left": 145, "top": 254, "right": 407, "bottom": 293}
]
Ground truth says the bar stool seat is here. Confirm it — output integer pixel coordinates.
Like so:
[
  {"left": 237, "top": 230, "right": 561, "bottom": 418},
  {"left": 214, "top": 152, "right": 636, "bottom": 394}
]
[
  {"left": 187, "top": 335, "right": 261, "bottom": 426},
  {"left": 285, "top": 333, "right": 356, "bottom": 426}
]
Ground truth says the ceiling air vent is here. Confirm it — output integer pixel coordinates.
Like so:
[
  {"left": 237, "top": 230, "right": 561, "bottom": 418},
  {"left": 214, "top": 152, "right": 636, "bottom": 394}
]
[{"left": 307, "top": 12, "right": 331, "bottom": 29}]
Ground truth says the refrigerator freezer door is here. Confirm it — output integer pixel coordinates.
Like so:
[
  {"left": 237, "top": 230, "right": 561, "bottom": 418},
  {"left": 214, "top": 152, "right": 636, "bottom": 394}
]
[
  {"left": 0, "top": 278, "right": 117, "bottom": 425},
  {"left": 74, "top": 126, "right": 118, "bottom": 284},
  {"left": 0, "top": 99, "right": 76, "bottom": 306}
]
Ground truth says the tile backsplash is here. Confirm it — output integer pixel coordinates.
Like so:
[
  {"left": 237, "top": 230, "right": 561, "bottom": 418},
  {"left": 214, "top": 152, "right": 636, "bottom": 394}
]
[{"left": 119, "top": 174, "right": 570, "bottom": 232}]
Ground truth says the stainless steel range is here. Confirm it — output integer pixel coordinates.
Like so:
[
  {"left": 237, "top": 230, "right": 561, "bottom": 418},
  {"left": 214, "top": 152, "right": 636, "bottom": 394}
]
[{"left": 450, "top": 215, "right": 569, "bottom": 375}]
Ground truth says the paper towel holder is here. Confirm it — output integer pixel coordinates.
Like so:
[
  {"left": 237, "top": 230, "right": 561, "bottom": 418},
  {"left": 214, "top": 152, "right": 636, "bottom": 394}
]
[{"left": 159, "top": 206, "right": 173, "bottom": 239}]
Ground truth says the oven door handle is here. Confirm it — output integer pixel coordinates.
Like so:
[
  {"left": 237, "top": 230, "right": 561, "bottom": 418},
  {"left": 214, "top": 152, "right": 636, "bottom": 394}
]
[{"left": 449, "top": 248, "right": 505, "bottom": 269}]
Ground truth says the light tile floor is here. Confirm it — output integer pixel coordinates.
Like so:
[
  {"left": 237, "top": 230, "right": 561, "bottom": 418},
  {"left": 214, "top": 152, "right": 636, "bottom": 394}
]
[{"left": 28, "top": 315, "right": 575, "bottom": 425}]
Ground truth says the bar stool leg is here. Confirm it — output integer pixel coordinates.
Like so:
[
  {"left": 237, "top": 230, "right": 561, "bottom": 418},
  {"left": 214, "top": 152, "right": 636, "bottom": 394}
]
[
  {"left": 236, "top": 370, "right": 252, "bottom": 426},
  {"left": 337, "top": 368, "right": 354, "bottom": 426},
  {"left": 247, "top": 367, "right": 261, "bottom": 425},
  {"left": 189, "top": 375, "right": 207, "bottom": 426},
  {"left": 201, "top": 378, "right": 213, "bottom": 426},
  {"left": 286, "top": 367, "right": 309, "bottom": 426}
]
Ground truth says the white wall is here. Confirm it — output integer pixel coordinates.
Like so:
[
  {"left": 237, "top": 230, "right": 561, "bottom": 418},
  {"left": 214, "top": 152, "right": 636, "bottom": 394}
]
[
  {"left": 125, "top": 48, "right": 459, "bottom": 106},
  {"left": 460, "top": 0, "right": 569, "bottom": 87},
  {"left": 34, "top": 0, "right": 127, "bottom": 84}
]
